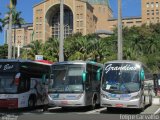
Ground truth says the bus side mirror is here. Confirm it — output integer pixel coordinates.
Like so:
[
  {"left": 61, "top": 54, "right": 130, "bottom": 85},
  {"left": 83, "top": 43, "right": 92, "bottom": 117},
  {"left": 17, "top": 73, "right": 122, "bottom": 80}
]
[
  {"left": 153, "top": 74, "right": 158, "bottom": 80},
  {"left": 15, "top": 73, "right": 21, "bottom": 86},
  {"left": 82, "top": 72, "right": 86, "bottom": 83},
  {"left": 97, "top": 69, "right": 101, "bottom": 81},
  {"left": 140, "top": 69, "right": 145, "bottom": 81}
]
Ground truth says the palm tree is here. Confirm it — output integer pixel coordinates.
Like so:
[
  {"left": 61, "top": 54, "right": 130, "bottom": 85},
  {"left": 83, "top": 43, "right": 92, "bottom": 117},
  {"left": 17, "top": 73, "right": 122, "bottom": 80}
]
[
  {"left": 68, "top": 35, "right": 89, "bottom": 60},
  {"left": 3, "top": 8, "right": 25, "bottom": 59},
  {"left": 26, "top": 40, "right": 43, "bottom": 60},
  {"left": 8, "top": 0, "right": 17, "bottom": 59},
  {"left": 42, "top": 37, "right": 59, "bottom": 61},
  {"left": 0, "top": 13, "right": 3, "bottom": 32},
  {"left": 64, "top": 33, "right": 83, "bottom": 60},
  {"left": 12, "top": 9, "right": 25, "bottom": 59}
]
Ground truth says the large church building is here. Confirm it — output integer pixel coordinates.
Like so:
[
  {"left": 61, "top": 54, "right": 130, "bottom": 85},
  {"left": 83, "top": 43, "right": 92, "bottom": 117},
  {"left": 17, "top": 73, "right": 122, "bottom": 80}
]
[
  {"left": 9, "top": 0, "right": 160, "bottom": 47},
  {"left": 33, "top": 0, "right": 113, "bottom": 43}
]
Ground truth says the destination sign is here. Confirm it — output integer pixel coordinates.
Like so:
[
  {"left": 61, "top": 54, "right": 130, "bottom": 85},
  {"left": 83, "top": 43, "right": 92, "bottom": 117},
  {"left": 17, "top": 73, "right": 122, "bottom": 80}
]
[{"left": 105, "top": 64, "right": 137, "bottom": 73}]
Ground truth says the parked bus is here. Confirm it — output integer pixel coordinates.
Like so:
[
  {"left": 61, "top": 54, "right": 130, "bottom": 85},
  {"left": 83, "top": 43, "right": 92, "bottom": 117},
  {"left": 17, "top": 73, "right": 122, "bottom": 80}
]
[
  {"left": 101, "top": 60, "right": 153, "bottom": 111},
  {"left": 0, "top": 59, "right": 52, "bottom": 109},
  {"left": 48, "top": 60, "right": 103, "bottom": 109}
]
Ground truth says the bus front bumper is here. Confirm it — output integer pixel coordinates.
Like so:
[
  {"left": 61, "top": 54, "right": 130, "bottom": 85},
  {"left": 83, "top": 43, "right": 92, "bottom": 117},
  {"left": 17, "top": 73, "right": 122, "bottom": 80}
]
[
  {"left": 49, "top": 100, "right": 85, "bottom": 107},
  {"left": 48, "top": 94, "right": 85, "bottom": 107},
  {"left": 101, "top": 97, "right": 141, "bottom": 108}
]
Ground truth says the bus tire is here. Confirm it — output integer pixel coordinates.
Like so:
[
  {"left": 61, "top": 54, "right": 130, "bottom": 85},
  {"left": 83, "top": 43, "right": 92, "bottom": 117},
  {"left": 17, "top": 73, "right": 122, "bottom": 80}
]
[
  {"left": 107, "top": 107, "right": 114, "bottom": 112},
  {"left": 43, "top": 104, "right": 48, "bottom": 112},
  {"left": 61, "top": 107, "right": 68, "bottom": 111},
  {"left": 91, "top": 97, "right": 97, "bottom": 110},
  {"left": 28, "top": 96, "right": 36, "bottom": 109},
  {"left": 140, "top": 97, "right": 145, "bottom": 112},
  {"left": 140, "top": 105, "right": 145, "bottom": 112},
  {"left": 149, "top": 95, "right": 152, "bottom": 106}
]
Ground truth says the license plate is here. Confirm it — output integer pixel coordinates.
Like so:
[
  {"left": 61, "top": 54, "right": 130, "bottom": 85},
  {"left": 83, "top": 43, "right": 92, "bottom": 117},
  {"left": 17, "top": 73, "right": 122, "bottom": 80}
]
[
  {"left": 115, "top": 104, "right": 123, "bottom": 107},
  {"left": 61, "top": 101, "right": 68, "bottom": 105}
]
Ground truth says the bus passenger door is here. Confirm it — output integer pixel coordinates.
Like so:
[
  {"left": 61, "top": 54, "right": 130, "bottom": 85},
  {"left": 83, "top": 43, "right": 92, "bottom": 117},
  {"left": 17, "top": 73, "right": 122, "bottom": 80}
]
[{"left": 85, "top": 72, "right": 92, "bottom": 106}]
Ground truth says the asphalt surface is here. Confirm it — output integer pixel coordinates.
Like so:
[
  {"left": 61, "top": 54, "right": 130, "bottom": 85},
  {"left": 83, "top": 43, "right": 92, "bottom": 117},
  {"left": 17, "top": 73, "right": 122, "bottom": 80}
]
[{"left": 0, "top": 105, "right": 160, "bottom": 120}]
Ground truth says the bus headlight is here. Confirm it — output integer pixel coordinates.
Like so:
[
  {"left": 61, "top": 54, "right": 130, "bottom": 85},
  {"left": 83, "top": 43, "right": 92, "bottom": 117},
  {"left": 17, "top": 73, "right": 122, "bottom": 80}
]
[
  {"left": 131, "top": 94, "right": 140, "bottom": 100},
  {"left": 101, "top": 93, "right": 109, "bottom": 99},
  {"left": 77, "top": 94, "right": 83, "bottom": 99}
]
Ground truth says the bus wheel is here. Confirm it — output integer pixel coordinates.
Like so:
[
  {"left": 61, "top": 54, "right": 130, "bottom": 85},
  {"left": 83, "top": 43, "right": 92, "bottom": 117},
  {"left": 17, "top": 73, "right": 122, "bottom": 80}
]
[
  {"left": 107, "top": 107, "right": 114, "bottom": 112},
  {"left": 149, "top": 95, "right": 152, "bottom": 106},
  {"left": 140, "top": 100, "right": 145, "bottom": 112},
  {"left": 61, "top": 107, "right": 68, "bottom": 111},
  {"left": 91, "top": 98, "right": 97, "bottom": 110},
  {"left": 28, "top": 96, "right": 36, "bottom": 109},
  {"left": 43, "top": 105, "right": 48, "bottom": 112}
]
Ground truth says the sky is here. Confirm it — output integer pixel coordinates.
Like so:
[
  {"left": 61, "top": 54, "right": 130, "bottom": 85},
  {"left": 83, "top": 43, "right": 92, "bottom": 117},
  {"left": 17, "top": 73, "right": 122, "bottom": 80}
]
[{"left": 0, "top": 0, "right": 141, "bottom": 45}]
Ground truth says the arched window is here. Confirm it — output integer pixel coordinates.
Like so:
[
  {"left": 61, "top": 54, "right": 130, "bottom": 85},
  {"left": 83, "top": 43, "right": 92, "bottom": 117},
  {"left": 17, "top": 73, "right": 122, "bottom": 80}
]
[{"left": 51, "top": 6, "right": 73, "bottom": 38}]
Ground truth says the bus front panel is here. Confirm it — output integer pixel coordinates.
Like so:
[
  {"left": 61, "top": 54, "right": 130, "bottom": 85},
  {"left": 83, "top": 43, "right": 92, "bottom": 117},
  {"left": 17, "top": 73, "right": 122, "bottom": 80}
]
[{"left": 101, "top": 62, "right": 143, "bottom": 109}]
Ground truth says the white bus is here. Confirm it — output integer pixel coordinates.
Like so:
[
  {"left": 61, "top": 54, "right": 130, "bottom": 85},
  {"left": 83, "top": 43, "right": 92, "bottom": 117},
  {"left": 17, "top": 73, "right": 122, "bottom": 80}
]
[
  {"left": 101, "top": 60, "right": 153, "bottom": 111},
  {"left": 0, "top": 59, "right": 52, "bottom": 109},
  {"left": 48, "top": 61, "right": 103, "bottom": 109}
]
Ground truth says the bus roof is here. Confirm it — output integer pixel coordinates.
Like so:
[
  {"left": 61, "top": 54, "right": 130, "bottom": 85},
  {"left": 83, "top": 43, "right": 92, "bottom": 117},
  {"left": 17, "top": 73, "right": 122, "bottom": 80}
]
[
  {"left": 0, "top": 59, "right": 25, "bottom": 62},
  {"left": 104, "top": 60, "right": 142, "bottom": 65},
  {"left": 0, "top": 59, "right": 53, "bottom": 66},
  {"left": 53, "top": 60, "right": 103, "bottom": 67},
  {"left": 34, "top": 60, "right": 53, "bottom": 65}
]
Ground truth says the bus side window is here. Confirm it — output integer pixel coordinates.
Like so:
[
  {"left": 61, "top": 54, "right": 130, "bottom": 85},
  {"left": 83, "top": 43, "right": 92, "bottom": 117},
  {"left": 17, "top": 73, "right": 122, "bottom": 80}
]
[
  {"left": 42, "top": 74, "right": 46, "bottom": 84},
  {"left": 18, "top": 74, "right": 30, "bottom": 93}
]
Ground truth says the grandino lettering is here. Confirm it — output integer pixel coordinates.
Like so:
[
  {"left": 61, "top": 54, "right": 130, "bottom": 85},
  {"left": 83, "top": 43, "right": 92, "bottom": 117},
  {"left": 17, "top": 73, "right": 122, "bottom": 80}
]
[{"left": 105, "top": 64, "right": 136, "bottom": 73}]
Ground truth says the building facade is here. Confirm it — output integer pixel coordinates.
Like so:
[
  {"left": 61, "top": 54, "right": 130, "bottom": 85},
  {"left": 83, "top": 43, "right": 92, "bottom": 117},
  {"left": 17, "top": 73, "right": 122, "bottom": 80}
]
[
  {"left": 33, "top": 0, "right": 114, "bottom": 43},
  {"left": 9, "top": 23, "right": 33, "bottom": 47},
  {"left": 142, "top": 0, "right": 160, "bottom": 24},
  {"left": 9, "top": 0, "right": 160, "bottom": 47},
  {"left": 9, "top": 0, "right": 113, "bottom": 47}
]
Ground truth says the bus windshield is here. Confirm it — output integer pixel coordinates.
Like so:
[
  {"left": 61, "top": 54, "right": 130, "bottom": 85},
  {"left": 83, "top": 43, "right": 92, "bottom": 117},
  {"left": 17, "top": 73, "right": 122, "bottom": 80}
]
[
  {"left": 0, "top": 73, "right": 17, "bottom": 93},
  {"left": 49, "top": 64, "right": 84, "bottom": 93},
  {"left": 102, "top": 63, "right": 141, "bottom": 94}
]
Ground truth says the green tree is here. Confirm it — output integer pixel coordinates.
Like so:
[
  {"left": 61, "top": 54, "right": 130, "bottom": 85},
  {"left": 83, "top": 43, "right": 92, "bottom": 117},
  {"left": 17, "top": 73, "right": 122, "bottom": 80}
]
[
  {"left": 43, "top": 37, "right": 59, "bottom": 62},
  {"left": 3, "top": 8, "right": 25, "bottom": 59},
  {"left": 19, "top": 22, "right": 160, "bottom": 72},
  {"left": 122, "top": 23, "right": 160, "bottom": 72},
  {"left": 64, "top": 34, "right": 89, "bottom": 60},
  {"left": 22, "top": 40, "right": 43, "bottom": 60},
  {"left": 0, "top": 44, "right": 8, "bottom": 59}
]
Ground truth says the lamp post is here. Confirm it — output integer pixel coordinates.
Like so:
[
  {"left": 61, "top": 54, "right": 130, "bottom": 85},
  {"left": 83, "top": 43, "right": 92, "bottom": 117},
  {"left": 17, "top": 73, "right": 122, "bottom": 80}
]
[
  {"left": 17, "top": 44, "right": 20, "bottom": 58},
  {"left": 59, "top": 0, "right": 64, "bottom": 62},
  {"left": 8, "top": 9, "right": 13, "bottom": 59},
  {"left": 118, "top": 0, "right": 123, "bottom": 60}
]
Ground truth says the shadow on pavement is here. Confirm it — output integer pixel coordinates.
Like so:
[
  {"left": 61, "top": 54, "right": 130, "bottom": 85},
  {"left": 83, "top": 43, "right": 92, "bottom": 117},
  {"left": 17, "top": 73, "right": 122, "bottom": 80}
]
[
  {"left": 0, "top": 106, "right": 45, "bottom": 116},
  {"left": 48, "top": 106, "right": 94, "bottom": 113},
  {"left": 100, "top": 104, "right": 151, "bottom": 114}
]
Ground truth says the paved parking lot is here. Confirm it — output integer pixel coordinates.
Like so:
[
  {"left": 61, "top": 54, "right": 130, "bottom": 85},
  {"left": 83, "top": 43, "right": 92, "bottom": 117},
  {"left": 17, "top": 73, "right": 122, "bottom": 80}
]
[{"left": 0, "top": 105, "right": 160, "bottom": 120}]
